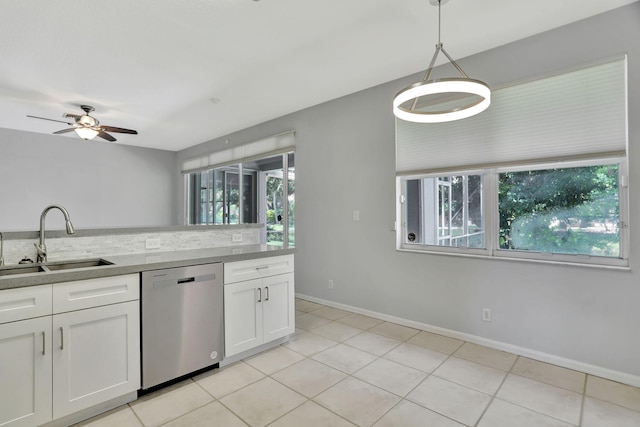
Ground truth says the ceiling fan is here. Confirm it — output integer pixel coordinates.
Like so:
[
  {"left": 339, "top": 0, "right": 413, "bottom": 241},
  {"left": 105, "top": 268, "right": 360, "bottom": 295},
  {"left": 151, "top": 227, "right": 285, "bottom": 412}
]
[{"left": 27, "top": 105, "right": 138, "bottom": 142}]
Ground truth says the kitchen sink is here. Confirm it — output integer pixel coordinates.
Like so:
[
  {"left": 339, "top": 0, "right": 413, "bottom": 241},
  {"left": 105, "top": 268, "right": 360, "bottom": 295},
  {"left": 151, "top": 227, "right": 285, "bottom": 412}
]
[
  {"left": 0, "top": 258, "right": 114, "bottom": 276},
  {"left": 44, "top": 258, "right": 114, "bottom": 271},
  {"left": 0, "top": 264, "right": 47, "bottom": 276}
]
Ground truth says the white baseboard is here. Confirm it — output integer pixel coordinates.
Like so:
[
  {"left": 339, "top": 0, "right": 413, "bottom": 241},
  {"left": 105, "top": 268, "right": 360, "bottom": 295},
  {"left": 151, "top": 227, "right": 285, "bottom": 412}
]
[{"left": 297, "top": 293, "right": 640, "bottom": 388}]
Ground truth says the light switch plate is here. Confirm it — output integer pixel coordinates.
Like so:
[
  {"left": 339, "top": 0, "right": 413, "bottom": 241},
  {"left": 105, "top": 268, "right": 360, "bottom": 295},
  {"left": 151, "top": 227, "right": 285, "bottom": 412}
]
[{"left": 145, "top": 238, "right": 161, "bottom": 249}]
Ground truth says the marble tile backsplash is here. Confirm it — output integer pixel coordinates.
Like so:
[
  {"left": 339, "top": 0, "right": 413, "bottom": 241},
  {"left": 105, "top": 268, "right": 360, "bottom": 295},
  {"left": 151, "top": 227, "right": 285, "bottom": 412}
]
[{"left": 1, "top": 227, "right": 261, "bottom": 265}]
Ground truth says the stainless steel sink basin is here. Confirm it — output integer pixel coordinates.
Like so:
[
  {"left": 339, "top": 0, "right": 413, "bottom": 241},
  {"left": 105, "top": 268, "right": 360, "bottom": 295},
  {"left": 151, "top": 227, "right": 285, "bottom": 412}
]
[
  {"left": 0, "top": 258, "right": 113, "bottom": 276},
  {"left": 44, "top": 258, "right": 114, "bottom": 271},
  {"left": 0, "top": 264, "right": 47, "bottom": 276}
]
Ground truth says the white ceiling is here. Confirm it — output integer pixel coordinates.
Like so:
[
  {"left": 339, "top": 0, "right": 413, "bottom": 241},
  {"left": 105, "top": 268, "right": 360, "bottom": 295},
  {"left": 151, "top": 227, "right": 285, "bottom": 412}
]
[{"left": 0, "top": 0, "right": 636, "bottom": 152}]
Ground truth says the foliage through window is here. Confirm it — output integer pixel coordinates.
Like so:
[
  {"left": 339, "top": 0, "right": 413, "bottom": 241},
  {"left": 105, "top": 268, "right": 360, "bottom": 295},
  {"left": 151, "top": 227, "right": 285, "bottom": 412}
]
[{"left": 498, "top": 165, "right": 619, "bottom": 257}]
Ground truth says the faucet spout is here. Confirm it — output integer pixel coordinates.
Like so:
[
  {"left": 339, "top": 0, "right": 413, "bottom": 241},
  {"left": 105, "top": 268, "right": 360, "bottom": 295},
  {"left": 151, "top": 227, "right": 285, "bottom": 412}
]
[{"left": 35, "top": 205, "right": 75, "bottom": 263}]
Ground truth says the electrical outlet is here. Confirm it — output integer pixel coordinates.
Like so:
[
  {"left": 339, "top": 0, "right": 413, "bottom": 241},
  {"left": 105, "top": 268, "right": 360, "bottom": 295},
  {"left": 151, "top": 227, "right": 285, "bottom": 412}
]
[
  {"left": 145, "top": 238, "right": 161, "bottom": 249},
  {"left": 482, "top": 308, "right": 492, "bottom": 322},
  {"left": 328, "top": 279, "right": 334, "bottom": 289},
  {"left": 232, "top": 233, "right": 243, "bottom": 243},
  {"left": 353, "top": 210, "right": 360, "bottom": 221}
]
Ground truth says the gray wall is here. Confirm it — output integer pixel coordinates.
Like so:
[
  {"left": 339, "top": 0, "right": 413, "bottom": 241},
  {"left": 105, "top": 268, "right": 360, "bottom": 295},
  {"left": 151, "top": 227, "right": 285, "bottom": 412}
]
[
  {"left": 177, "top": 4, "right": 640, "bottom": 380},
  {"left": 0, "top": 128, "right": 177, "bottom": 231}
]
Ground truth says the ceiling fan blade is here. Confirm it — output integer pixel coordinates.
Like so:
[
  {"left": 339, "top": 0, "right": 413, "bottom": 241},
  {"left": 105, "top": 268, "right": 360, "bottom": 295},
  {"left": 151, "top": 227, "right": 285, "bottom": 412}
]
[
  {"left": 53, "top": 128, "right": 76, "bottom": 135},
  {"left": 27, "top": 115, "right": 74, "bottom": 126},
  {"left": 100, "top": 125, "right": 137, "bottom": 134},
  {"left": 97, "top": 130, "right": 117, "bottom": 142}
]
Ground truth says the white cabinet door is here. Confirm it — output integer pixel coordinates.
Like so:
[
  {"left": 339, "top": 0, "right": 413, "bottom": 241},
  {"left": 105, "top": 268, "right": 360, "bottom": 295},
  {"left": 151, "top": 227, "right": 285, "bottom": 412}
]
[
  {"left": 52, "top": 301, "right": 140, "bottom": 419},
  {"left": 224, "top": 278, "right": 263, "bottom": 357},
  {"left": 262, "top": 273, "right": 295, "bottom": 343},
  {"left": 0, "top": 316, "right": 52, "bottom": 427}
]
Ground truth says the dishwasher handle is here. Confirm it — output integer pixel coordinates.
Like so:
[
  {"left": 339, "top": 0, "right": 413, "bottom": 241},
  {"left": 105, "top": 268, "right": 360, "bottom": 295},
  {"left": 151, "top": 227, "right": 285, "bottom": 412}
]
[{"left": 150, "top": 273, "right": 218, "bottom": 289}]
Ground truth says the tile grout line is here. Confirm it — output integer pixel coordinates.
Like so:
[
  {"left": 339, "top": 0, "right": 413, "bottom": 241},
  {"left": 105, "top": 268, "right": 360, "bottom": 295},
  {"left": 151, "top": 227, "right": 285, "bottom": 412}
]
[
  {"left": 156, "top": 379, "right": 219, "bottom": 427},
  {"left": 472, "top": 355, "right": 519, "bottom": 427},
  {"left": 485, "top": 370, "right": 584, "bottom": 426},
  {"left": 261, "top": 342, "right": 356, "bottom": 427},
  {"left": 578, "top": 374, "right": 588, "bottom": 427}
]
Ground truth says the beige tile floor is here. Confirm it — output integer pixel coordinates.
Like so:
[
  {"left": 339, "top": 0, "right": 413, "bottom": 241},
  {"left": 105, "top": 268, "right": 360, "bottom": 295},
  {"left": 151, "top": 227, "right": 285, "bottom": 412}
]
[{"left": 76, "top": 298, "right": 640, "bottom": 427}]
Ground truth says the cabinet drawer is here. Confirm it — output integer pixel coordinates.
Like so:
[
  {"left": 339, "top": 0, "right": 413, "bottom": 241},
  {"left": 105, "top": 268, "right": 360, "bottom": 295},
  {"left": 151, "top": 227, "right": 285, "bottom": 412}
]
[
  {"left": 224, "top": 255, "right": 294, "bottom": 284},
  {"left": 53, "top": 274, "right": 139, "bottom": 314},
  {"left": 0, "top": 284, "right": 52, "bottom": 324}
]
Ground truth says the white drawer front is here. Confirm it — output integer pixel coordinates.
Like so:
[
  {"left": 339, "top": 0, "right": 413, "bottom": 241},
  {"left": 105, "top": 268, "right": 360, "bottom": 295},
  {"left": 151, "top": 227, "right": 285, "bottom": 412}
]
[
  {"left": 224, "top": 255, "right": 294, "bottom": 284},
  {"left": 53, "top": 274, "right": 140, "bottom": 314},
  {"left": 0, "top": 284, "right": 52, "bottom": 324}
]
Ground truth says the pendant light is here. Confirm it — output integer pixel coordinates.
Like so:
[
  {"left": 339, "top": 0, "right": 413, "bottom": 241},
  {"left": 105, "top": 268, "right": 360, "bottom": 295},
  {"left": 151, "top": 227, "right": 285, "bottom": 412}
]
[{"left": 393, "top": 0, "right": 490, "bottom": 123}]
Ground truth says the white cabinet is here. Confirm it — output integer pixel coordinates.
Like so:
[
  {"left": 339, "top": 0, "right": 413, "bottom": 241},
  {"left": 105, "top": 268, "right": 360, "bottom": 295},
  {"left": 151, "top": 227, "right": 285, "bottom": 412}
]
[
  {"left": 0, "top": 274, "right": 140, "bottom": 427},
  {"left": 52, "top": 300, "right": 139, "bottom": 419},
  {"left": 51, "top": 274, "right": 140, "bottom": 420},
  {"left": 0, "top": 314, "right": 53, "bottom": 427},
  {"left": 224, "top": 255, "right": 294, "bottom": 357}
]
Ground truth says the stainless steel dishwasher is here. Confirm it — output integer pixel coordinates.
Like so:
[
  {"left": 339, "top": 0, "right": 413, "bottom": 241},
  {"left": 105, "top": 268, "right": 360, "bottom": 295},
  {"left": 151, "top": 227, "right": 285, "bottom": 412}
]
[{"left": 141, "top": 263, "right": 224, "bottom": 390}]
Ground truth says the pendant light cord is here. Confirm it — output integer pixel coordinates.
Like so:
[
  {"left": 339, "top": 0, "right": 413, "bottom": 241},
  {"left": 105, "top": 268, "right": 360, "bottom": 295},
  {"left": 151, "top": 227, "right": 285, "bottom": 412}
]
[
  {"left": 438, "top": 0, "right": 441, "bottom": 46},
  {"left": 421, "top": 0, "right": 469, "bottom": 83}
]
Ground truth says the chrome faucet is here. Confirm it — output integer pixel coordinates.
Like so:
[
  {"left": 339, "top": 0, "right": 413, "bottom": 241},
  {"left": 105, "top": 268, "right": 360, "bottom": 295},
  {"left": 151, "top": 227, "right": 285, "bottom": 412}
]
[
  {"left": 0, "top": 232, "right": 4, "bottom": 266},
  {"left": 35, "top": 205, "right": 75, "bottom": 263}
]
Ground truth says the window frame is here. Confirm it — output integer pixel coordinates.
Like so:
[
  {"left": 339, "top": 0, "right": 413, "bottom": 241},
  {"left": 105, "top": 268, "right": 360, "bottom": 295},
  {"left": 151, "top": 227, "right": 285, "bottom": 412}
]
[{"left": 397, "top": 157, "right": 629, "bottom": 268}]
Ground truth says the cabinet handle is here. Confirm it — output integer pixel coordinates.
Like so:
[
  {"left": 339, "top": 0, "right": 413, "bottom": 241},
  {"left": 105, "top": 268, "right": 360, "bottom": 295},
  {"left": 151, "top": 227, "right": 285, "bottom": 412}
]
[
  {"left": 265, "top": 286, "right": 269, "bottom": 301},
  {"left": 59, "top": 327, "right": 64, "bottom": 350},
  {"left": 42, "top": 331, "right": 46, "bottom": 356},
  {"left": 257, "top": 287, "right": 262, "bottom": 303},
  {"left": 255, "top": 265, "right": 269, "bottom": 271}
]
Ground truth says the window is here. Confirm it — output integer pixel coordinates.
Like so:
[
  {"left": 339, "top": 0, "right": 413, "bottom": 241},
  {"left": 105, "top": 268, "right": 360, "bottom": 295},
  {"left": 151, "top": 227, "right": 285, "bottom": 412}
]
[
  {"left": 395, "top": 57, "right": 628, "bottom": 267},
  {"left": 185, "top": 151, "right": 295, "bottom": 248},
  {"left": 399, "top": 159, "right": 627, "bottom": 266},
  {"left": 498, "top": 162, "right": 621, "bottom": 258},
  {"left": 182, "top": 131, "right": 295, "bottom": 248},
  {"left": 187, "top": 165, "right": 253, "bottom": 225},
  {"left": 405, "top": 174, "right": 484, "bottom": 248}
]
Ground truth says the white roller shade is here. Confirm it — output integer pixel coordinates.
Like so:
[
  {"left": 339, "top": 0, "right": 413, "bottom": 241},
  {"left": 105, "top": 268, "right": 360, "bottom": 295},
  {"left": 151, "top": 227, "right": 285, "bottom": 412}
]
[
  {"left": 396, "top": 57, "right": 627, "bottom": 175},
  {"left": 181, "top": 130, "right": 295, "bottom": 173}
]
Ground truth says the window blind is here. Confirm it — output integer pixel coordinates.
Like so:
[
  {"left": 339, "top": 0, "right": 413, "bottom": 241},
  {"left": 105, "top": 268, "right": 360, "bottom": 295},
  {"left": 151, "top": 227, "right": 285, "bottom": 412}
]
[
  {"left": 396, "top": 57, "right": 627, "bottom": 175},
  {"left": 181, "top": 130, "right": 295, "bottom": 174}
]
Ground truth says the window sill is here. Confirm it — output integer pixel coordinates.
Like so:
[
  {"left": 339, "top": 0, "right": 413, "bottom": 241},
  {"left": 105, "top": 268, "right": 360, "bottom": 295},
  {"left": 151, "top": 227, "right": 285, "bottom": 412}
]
[{"left": 396, "top": 246, "right": 630, "bottom": 271}]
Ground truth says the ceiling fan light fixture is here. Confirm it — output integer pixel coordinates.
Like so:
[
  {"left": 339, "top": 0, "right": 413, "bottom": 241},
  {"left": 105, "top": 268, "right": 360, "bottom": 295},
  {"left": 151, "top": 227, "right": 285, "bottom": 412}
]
[
  {"left": 393, "top": 0, "right": 491, "bottom": 123},
  {"left": 75, "top": 127, "right": 99, "bottom": 140},
  {"left": 27, "top": 105, "right": 137, "bottom": 142}
]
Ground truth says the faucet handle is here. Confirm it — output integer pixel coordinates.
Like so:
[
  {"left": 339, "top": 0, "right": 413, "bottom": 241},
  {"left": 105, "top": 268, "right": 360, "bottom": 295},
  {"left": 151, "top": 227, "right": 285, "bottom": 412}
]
[{"left": 34, "top": 243, "right": 47, "bottom": 262}]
